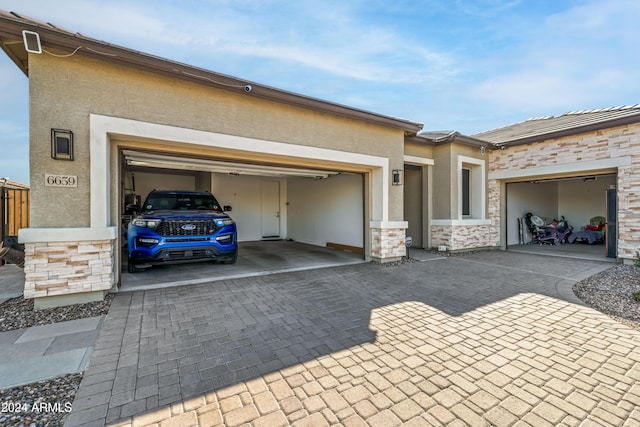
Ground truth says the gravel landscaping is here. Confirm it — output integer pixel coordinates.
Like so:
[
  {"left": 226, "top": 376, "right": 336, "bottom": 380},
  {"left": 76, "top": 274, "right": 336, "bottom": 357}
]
[
  {"left": 0, "top": 294, "right": 114, "bottom": 426},
  {"left": 0, "top": 374, "right": 82, "bottom": 427},
  {"left": 573, "top": 263, "right": 640, "bottom": 330},
  {"left": 0, "top": 293, "right": 114, "bottom": 333}
]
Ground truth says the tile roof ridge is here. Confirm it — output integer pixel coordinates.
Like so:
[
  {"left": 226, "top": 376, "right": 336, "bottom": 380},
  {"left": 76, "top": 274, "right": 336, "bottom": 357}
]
[{"left": 561, "top": 104, "right": 640, "bottom": 116}]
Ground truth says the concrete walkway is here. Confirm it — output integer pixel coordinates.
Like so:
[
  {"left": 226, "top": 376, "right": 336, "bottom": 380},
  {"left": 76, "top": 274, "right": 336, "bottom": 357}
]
[
  {"left": 0, "top": 263, "right": 24, "bottom": 304},
  {"left": 0, "top": 316, "right": 103, "bottom": 389},
  {"left": 63, "top": 251, "right": 640, "bottom": 426},
  {"left": 0, "top": 263, "right": 101, "bottom": 389}
]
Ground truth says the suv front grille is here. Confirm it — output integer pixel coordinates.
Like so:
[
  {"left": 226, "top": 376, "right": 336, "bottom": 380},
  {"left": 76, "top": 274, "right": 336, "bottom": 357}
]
[{"left": 155, "top": 220, "right": 217, "bottom": 237}]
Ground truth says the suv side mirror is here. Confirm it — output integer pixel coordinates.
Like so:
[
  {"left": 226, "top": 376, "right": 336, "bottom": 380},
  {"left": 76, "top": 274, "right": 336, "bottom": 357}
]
[
  {"left": 125, "top": 203, "right": 139, "bottom": 214},
  {"left": 223, "top": 205, "right": 232, "bottom": 212}
]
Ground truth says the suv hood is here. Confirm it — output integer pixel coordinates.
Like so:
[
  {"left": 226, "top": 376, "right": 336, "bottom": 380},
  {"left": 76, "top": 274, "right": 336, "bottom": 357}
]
[{"left": 137, "top": 210, "right": 231, "bottom": 220}]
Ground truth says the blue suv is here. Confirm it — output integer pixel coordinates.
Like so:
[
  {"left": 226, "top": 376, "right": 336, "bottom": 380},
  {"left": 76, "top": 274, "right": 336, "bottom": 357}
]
[{"left": 126, "top": 190, "right": 238, "bottom": 272}]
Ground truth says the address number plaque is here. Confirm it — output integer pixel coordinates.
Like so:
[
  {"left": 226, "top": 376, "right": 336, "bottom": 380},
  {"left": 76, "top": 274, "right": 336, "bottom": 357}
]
[{"left": 45, "top": 174, "right": 78, "bottom": 188}]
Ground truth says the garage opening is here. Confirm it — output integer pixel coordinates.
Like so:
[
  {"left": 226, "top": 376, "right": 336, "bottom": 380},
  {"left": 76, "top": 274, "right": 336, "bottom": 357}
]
[
  {"left": 506, "top": 173, "right": 617, "bottom": 261},
  {"left": 118, "top": 149, "right": 366, "bottom": 289}
]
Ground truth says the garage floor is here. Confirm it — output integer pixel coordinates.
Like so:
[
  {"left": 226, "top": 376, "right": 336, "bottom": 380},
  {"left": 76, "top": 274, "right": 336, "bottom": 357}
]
[
  {"left": 120, "top": 240, "right": 366, "bottom": 292},
  {"left": 507, "top": 241, "right": 614, "bottom": 262}
]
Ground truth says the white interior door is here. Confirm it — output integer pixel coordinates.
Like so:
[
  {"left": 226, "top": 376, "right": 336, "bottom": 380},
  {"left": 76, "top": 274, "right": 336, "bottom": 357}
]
[{"left": 262, "top": 180, "right": 280, "bottom": 238}]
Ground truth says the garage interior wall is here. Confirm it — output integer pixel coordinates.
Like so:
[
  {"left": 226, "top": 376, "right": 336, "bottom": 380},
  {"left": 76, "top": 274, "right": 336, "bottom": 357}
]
[
  {"left": 210, "top": 172, "right": 363, "bottom": 247},
  {"left": 506, "top": 176, "right": 615, "bottom": 245},
  {"left": 506, "top": 182, "right": 558, "bottom": 245},
  {"left": 558, "top": 176, "right": 615, "bottom": 229},
  {"left": 287, "top": 173, "right": 363, "bottom": 248},
  {"left": 211, "top": 173, "right": 286, "bottom": 242}
]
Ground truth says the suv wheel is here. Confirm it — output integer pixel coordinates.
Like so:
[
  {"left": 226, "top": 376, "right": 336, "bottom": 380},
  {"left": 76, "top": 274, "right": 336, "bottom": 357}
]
[
  {"left": 127, "top": 257, "right": 141, "bottom": 273},
  {"left": 221, "top": 253, "right": 238, "bottom": 264}
]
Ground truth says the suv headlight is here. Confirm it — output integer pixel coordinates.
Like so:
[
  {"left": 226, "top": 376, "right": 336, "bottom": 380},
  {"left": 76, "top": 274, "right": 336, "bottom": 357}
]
[
  {"left": 132, "top": 219, "right": 161, "bottom": 229},
  {"left": 215, "top": 218, "right": 235, "bottom": 227}
]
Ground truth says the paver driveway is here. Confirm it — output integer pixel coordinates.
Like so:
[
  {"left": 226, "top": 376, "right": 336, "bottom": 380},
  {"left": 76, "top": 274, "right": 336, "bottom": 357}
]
[{"left": 65, "top": 252, "right": 640, "bottom": 426}]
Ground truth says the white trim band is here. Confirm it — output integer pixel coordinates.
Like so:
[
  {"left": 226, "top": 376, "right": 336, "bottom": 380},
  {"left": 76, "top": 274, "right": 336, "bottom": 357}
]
[
  {"left": 90, "top": 114, "right": 392, "bottom": 226},
  {"left": 404, "top": 155, "right": 435, "bottom": 166},
  {"left": 431, "top": 219, "right": 492, "bottom": 226},
  {"left": 19, "top": 227, "right": 118, "bottom": 243},
  {"left": 489, "top": 157, "right": 632, "bottom": 180},
  {"left": 370, "top": 221, "right": 409, "bottom": 229}
]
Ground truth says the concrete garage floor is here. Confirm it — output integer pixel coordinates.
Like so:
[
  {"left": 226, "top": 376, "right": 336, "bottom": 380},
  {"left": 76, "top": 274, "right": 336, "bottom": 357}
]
[
  {"left": 507, "top": 242, "right": 614, "bottom": 262},
  {"left": 120, "top": 240, "right": 367, "bottom": 292}
]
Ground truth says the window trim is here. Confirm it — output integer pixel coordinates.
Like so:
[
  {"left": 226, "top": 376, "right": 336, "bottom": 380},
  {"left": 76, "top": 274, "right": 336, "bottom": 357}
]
[{"left": 457, "top": 156, "right": 486, "bottom": 220}]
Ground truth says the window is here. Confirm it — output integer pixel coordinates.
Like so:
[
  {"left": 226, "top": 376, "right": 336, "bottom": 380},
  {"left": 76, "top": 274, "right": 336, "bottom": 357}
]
[
  {"left": 458, "top": 156, "right": 486, "bottom": 220},
  {"left": 462, "top": 168, "right": 471, "bottom": 216}
]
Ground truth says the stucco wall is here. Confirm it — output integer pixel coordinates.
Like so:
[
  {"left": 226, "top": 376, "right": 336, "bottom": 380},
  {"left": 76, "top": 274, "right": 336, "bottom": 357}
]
[
  {"left": 404, "top": 140, "right": 434, "bottom": 159},
  {"left": 489, "top": 123, "right": 640, "bottom": 259},
  {"left": 431, "top": 143, "right": 488, "bottom": 220},
  {"left": 432, "top": 144, "right": 453, "bottom": 219},
  {"left": 428, "top": 142, "right": 495, "bottom": 251},
  {"left": 28, "top": 52, "right": 406, "bottom": 228}
]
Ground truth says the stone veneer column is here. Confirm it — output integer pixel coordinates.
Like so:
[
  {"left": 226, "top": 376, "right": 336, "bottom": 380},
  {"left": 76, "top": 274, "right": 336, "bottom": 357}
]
[
  {"left": 19, "top": 227, "right": 118, "bottom": 308},
  {"left": 370, "top": 221, "right": 407, "bottom": 262}
]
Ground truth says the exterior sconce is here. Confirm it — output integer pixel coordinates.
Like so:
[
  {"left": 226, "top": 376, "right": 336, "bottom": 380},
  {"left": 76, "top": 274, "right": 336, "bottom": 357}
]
[
  {"left": 480, "top": 146, "right": 486, "bottom": 156},
  {"left": 51, "top": 129, "right": 74, "bottom": 160},
  {"left": 392, "top": 169, "right": 403, "bottom": 186},
  {"left": 22, "top": 30, "right": 42, "bottom": 54}
]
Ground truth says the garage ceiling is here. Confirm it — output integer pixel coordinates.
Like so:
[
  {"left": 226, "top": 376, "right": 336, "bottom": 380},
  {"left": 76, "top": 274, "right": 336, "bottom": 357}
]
[{"left": 122, "top": 150, "right": 342, "bottom": 179}]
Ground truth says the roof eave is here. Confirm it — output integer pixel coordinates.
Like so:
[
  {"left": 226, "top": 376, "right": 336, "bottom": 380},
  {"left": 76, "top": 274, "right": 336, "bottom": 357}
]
[
  {"left": 414, "top": 132, "right": 492, "bottom": 149},
  {"left": 0, "top": 11, "right": 423, "bottom": 133},
  {"left": 453, "top": 134, "right": 493, "bottom": 149}
]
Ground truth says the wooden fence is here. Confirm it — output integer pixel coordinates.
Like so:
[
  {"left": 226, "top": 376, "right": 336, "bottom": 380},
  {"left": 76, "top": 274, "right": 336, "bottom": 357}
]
[{"left": 1, "top": 186, "right": 30, "bottom": 241}]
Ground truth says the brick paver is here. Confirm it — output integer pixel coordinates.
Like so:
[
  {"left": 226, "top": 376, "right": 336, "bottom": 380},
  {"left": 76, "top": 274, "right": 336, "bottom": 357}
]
[{"left": 65, "top": 252, "right": 640, "bottom": 426}]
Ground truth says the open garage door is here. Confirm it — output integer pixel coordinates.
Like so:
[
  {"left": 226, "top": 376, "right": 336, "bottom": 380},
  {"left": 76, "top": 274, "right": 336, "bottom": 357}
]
[
  {"left": 506, "top": 173, "right": 616, "bottom": 260},
  {"left": 118, "top": 149, "right": 365, "bottom": 288}
]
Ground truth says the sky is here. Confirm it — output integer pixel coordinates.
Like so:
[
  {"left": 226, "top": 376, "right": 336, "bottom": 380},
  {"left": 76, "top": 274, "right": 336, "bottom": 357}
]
[{"left": 1, "top": 0, "right": 639, "bottom": 184}]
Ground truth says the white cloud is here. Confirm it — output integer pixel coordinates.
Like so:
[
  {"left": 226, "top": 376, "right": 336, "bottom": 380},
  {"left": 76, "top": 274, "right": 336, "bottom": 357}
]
[
  {"left": 469, "top": 0, "right": 640, "bottom": 114},
  {"left": 2, "top": 0, "right": 455, "bottom": 86}
]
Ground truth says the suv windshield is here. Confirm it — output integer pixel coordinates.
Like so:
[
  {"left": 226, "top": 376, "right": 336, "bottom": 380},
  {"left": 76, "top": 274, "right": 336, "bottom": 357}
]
[{"left": 143, "top": 193, "right": 220, "bottom": 211}]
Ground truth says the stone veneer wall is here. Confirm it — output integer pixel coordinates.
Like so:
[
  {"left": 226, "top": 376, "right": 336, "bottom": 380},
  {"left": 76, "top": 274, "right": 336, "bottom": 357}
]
[
  {"left": 371, "top": 227, "right": 407, "bottom": 260},
  {"left": 488, "top": 124, "right": 640, "bottom": 259},
  {"left": 23, "top": 239, "right": 116, "bottom": 299},
  {"left": 430, "top": 180, "right": 502, "bottom": 252},
  {"left": 431, "top": 224, "right": 496, "bottom": 251}
]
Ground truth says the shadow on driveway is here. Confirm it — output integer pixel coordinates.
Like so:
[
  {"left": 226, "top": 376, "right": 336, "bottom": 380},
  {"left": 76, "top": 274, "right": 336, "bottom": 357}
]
[{"left": 66, "top": 251, "right": 620, "bottom": 426}]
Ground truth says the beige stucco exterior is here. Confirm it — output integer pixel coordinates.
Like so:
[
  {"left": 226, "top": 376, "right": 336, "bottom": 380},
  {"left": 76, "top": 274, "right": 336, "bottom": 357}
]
[
  {"left": 428, "top": 142, "right": 496, "bottom": 251},
  {"left": 19, "top": 48, "right": 416, "bottom": 305},
  {"left": 28, "top": 53, "right": 407, "bottom": 228},
  {"left": 488, "top": 123, "right": 640, "bottom": 260}
]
